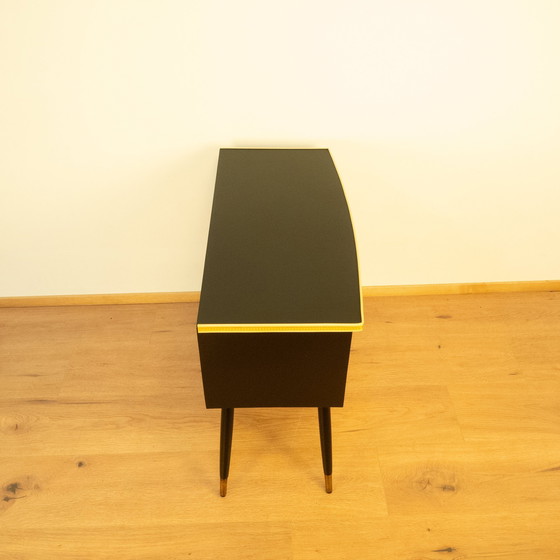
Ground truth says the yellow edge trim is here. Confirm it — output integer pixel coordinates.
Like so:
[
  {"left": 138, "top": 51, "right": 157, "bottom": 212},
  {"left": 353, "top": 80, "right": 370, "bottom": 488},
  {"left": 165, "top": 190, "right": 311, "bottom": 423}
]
[
  {"left": 225, "top": 146, "right": 328, "bottom": 150},
  {"left": 197, "top": 322, "right": 364, "bottom": 334}
]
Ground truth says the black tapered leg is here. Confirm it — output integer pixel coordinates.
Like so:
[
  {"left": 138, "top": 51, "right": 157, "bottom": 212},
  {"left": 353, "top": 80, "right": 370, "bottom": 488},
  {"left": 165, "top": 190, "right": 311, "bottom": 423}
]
[
  {"left": 220, "top": 408, "right": 234, "bottom": 497},
  {"left": 318, "top": 407, "right": 333, "bottom": 493}
]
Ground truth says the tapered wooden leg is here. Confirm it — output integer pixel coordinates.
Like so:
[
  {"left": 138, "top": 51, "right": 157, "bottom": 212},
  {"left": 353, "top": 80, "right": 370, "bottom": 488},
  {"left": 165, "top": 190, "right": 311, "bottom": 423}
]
[
  {"left": 318, "top": 407, "right": 333, "bottom": 493},
  {"left": 219, "top": 408, "right": 234, "bottom": 497}
]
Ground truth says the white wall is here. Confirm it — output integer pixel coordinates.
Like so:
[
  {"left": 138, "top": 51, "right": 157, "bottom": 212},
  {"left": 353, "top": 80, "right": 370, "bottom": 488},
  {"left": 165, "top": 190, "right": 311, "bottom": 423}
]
[{"left": 1, "top": 0, "right": 559, "bottom": 297}]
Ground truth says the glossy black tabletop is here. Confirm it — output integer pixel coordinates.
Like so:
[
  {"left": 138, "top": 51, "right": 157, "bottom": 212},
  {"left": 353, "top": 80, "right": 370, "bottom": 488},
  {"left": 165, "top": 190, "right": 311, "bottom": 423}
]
[{"left": 197, "top": 148, "right": 362, "bottom": 333}]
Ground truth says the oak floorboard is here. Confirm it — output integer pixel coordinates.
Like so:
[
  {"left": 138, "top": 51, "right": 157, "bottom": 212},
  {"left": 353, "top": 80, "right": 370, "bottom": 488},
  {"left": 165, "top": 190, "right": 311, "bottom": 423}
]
[
  {"left": 2, "top": 523, "right": 293, "bottom": 560},
  {"left": 0, "top": 449, "right": 386, "bottom": 529},
  {"left": 448, "top": 381, "right": 560, "bottom": 442},
  {"left": 292, "top": 514, "right": 560, "bottom": 560},
  {"left": 378, "top": 440, "right": 560, "bottom": 515}
]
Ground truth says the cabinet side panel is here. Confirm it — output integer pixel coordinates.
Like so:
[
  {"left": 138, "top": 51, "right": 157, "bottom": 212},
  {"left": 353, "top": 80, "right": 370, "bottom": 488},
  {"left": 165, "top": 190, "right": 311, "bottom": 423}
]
[{"left": 197, "top": 332, "right": 351, "bottom": 408}]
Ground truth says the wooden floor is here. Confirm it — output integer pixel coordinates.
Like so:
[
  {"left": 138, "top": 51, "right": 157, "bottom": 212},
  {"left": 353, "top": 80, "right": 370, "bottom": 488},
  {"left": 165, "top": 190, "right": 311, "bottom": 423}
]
[{"left": 1, "top": 291, "right": 559, "bottom": 559}]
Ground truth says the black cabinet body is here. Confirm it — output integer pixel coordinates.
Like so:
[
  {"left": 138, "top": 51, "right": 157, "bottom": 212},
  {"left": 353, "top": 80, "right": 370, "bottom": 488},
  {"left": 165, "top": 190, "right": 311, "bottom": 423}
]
[
  {"left": 196, "top": 148, "right": 362, "bottom": 494},
  {"left": 198, "top": 331, "right": 352, "bottom": 408}
]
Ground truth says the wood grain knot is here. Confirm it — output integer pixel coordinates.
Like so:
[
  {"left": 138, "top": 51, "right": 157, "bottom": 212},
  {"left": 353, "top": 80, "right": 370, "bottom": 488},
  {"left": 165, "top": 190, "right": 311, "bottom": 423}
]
[
  {"left": 1, "top": 481, "right": 28, "bottom": 510},
  {"left": 1, "top": 414, "right": 39, "bottom": 434},
  {"left": 540, "top": 465, "right": 560, "bottom": 473},
  {"left": 413, "top": 469, "right": 459, "bottom": 495},
  {"left": 6, "top": 483, "right": 22, "bottom": 494}
]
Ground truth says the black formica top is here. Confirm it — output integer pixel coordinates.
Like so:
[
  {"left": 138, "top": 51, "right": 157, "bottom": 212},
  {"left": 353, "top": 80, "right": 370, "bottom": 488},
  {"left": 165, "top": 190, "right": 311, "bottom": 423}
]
[{"left": 197, "top": 148, "right": 362, "bottom": 333}]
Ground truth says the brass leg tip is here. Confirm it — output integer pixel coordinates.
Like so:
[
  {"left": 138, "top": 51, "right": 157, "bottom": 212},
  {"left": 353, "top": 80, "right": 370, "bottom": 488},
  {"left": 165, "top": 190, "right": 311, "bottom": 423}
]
[
  {"left": 220, "top": 478, "right": 228, "bottom": 497},
  {"left": 325, "top": 474, "right": 333, "bottom": 493}
]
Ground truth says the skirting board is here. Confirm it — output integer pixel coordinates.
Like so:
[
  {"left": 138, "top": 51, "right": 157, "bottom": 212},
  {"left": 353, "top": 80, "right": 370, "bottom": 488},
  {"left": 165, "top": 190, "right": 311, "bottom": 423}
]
[
  {"left": 1, "top": 280, "right": 559, "bottom": 308},
  {"left": 0, "top": 291, "right": 200, "bottom": 308},
  {"left": 361, "top": 280, "right": 560, "bottom": 297}
]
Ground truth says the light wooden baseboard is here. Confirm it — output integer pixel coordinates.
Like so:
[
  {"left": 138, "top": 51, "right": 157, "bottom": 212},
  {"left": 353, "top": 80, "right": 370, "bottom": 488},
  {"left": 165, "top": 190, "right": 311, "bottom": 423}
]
[
  {"left": 361, "top": 280, "right": 560, "bottom": 298},
  {"left": 0, "top": 291, "right": 200, "bottom": 308},
  {"left": 1, "top": 280, "right": 558, "bottom": 308}
]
